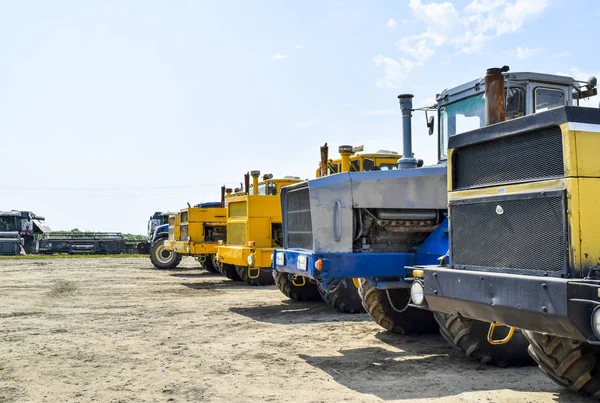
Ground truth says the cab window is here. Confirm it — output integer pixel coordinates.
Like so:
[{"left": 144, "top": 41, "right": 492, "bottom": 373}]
[
  {"left": 535, "top": 87, "right": 565, "bottom": 112},
  {"left": 258, "top": 183, "right": 277, "bottom": 195}
]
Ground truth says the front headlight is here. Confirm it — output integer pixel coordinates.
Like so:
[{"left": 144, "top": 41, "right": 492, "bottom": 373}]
[
  {"left": 410, "top": 280, "right": 425, "bottom": 306},
  {"left": 297, "top": 255, "right": 308, "bottom": 271},
  {"left": 247, "top": 254, "right": 255, "bottom": 267},
  {"left": 592, "top": 307, "right": 600, "bottom": 339},
  {"left": 275, "top": 252, "right": 285, "bottom": 266}
]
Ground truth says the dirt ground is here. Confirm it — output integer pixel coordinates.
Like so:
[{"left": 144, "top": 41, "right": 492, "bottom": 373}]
[{"left": 0, "top": 257, "right": 590, "bottom": 403}]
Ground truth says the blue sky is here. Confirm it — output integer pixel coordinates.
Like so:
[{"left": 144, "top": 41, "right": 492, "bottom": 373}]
[{"left": 1, "top": 0, "right": 597, "bottom": 234}]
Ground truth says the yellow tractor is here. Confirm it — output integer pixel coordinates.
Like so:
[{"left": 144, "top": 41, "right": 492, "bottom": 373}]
[
  {"left": 149, "top": 187, "right": 227, "bottom": 271},
  {"left": 316, "top": 144, "right": 400, "bottom": 177},
  {"left": 215, "top": 172, "right": 302, "bottom": 285}
]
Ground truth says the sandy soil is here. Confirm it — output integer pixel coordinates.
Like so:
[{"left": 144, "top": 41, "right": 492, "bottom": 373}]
[{"left": 0, "top": 257, "right": 589, "bottom": 403}]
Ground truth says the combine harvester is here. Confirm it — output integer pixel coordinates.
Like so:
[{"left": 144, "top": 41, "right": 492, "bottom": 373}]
[
  {"left": 0, "top": 211, "right": 24, "bottom": 255},
  {"left": 38, "top": 232, "right": 125, "bottom": 254},
  {"left": 272, "top": 66, "right": 593, "bottom": 366}
]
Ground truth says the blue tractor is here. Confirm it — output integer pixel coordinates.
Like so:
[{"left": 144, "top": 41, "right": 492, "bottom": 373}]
[
  {"left": 137, "top": 211, "right": 174, "bottom": 254},
  {"left": 272, "top": 67, "right": 589, "bottom": 366}
]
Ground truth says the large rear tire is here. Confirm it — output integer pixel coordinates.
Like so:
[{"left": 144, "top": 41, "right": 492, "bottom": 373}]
[
  {"left": 202, "top": 256, "right": 220, "bottom": 273},
  {"left": 525, "top": 331, "right": 600, "bottom": 396},
  {"left": 273, "top": 270, "right": 322, "bottom": 301},
  {"left": 149, "top": 239, "right": 182, "bottom": 269},
  {"left": 434, "top": 312, "right": 534, "bottom": 367},
  {"left": 358, "top": 279, "right": 438, "bottom": 334},
  {"left": 216, "top": 261, "right": 242, "bottom": 281},
  {"left": 235, "top": 265, "right": 275, "bottom": 286},
  {"left": 318, "top": 279, "right": 365, "bottom": 313}
]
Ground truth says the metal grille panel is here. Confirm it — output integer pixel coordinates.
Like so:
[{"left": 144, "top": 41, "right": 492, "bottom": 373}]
[
  {"left": 229, "top": 202, "right": 247, "bottom": 218},
  {"left": 450, "top": 192, "right": 567, "bottom": 275},
  {"left": 180, "top": 211, "right": 188, "bottom": 223},
  {"left": 285, "top": 187, "right": 313, "bottom": 249},
  {"left": 179, "top": 225, "right": 188, "bottom": 242},
  {"left": 227, "top": 222, "right": 246, "bottom": 246},
  {"left": 453, "top": 125, "right": 564, "bottom": 190}
]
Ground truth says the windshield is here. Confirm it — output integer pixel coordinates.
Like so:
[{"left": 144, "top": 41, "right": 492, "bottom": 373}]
[
  {"left": 439, "top": 87, "right": 525, "bottom": 159},
  {"left": 0, "top": 216, "right": 19, "bottom": 232},
  {"left": 439, "top": 94, "right": 485, "bottom": 159}
]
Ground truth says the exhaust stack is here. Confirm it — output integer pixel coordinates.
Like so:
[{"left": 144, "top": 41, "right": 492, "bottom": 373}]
[
  {"left": 485, "top": 66, "right": 509, "bottom": 126},
  {"left": 244, "top": 173, "right": 250, "bottom": 195},
  {"left": 397, "top": 94, "right": 416, "bottom": 169},
  {"left": 220, "top": 185, "right": 226, "bottom": 207},
  {"left": 250, "top": 170, "right": 260, "bottom": 195},
  {"left": 320, "top": 143, "right": 329, "bottom": 177},
  {"left": 338, "top": 145, "right": 353, "bottom": 173}
]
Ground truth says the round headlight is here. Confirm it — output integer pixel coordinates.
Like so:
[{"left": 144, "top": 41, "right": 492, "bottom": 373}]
[
  {"left": 247, "top": 254, "right": 255, "bottom": 267},
  {"left": 591, "top": 307, "right": 600, "bottom": 339},
  {"left": 411, "top": 281, "right": 425, "bottom": 306},
  {"left": 187, "top": 236, "right": 191, "bottom": 242}
]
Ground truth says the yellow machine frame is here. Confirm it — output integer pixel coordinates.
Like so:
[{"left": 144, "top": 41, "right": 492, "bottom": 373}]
[
  {"left": 216, "top": 174, "right": 301, "bottom": 272},
  {"left": 448, "top": 121, "right": 600, "bottom": 273},
  {"left": 163, "top": 203, "right": 227, "bottom": 257},
  {"left": 316, "top": 147, "right": 399, "bottom": 177}
]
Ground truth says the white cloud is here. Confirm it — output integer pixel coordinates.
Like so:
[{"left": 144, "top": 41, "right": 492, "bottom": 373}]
[
  {"left": 272, "top": 54, "right": 289, "bottom": 60},
  {"left": 396, "top": 0, "right": 549, "bottom": 61},
  {"left": 514, "top": 46, "right": 544, "bottom": 59},
  {"left": 295, "top": 119, "right": 317, "bottom": 128},
  {"left": 373, "top": 55, "right": 416, "bottom": 88},
  {"left": 386, "top": 18, "right": 397, "bottom": 28},
  {"left": 295, "top": 45, "right": 304, "bottom": 50}
]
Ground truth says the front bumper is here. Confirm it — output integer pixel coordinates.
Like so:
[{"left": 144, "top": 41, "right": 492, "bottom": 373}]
[
  {"left": 420, "top": 266, "right": 600, "bottom": 342},
  {"left": 271, "top": 248, "right": 416, "bottom": 286},
  {"left": 217, "top": 245, "right": 273, "bottom": 268},
  {"left": 164, "top": 240, "right": 219, "bottom": 255}
]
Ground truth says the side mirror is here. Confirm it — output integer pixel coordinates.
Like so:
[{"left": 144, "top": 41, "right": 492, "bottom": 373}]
[{"left": 427, "top": 115, "right": 435, "bottom": 136}]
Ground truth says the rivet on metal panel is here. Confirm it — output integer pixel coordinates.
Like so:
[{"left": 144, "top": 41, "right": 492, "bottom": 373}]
[
  {"left": 541, "top": 306, "right": 548, "bottom": 313},
  {"left": 541, "top": 283, "right": 547, "bottom": 289}
]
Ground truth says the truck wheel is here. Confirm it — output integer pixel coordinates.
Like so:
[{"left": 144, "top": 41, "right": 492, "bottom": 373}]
[
  {"left": 202, "top": 256, "right": 220, "bottom": 273},
  {"left": 359, "top": 279, "right": 438, "bottom": 334},
  {"left": 149, "top": 239, "right": 182, "bottom": 269},
  {"left": 434, "top": 312, "right": 534, "bottom": 367},
  {"left": 217, "top": 262, "right": 242, "bottom": 281},
  {"left": 235, "top": 266, "right": 275, "bottom": 286},
  {"left": 524, "top": 331, "right": 600, "bottom": 396},
  {"left": 318, "top": 279, "right": 365, "bottom": 313},
  {"left": 273, "top": 270, "right": 322, "bottom": 301}
]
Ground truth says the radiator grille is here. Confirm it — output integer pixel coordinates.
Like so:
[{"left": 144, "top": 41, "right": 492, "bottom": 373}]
[
  {"left": 168, "top": 215, "right": 175, "bottom": 241},
  {"left": 450, "top": 192, "right": 567, "bottom": 275},
  {"left": 227, "top": 222, "right": 246, "bottom": 246},
  {"left": 453, "top": 125, "right": 564, "bottom": 190},
  {"left": 229, "top": 202, "right": 247, "bottom": 218},
  {"left": 179, "top": 225, "right": 188, "bottom": 241},
  {"left": 180, "top": 211, "right": 188, "bottom": 223},
  {"left": 285, "top": 187, "right": 313, "bottom": 249}
]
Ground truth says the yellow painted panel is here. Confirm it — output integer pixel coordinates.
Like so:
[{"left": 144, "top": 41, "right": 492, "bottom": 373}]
[
  {"left": 574, "top": 130, "right": 600, "bottom": 177},
  {"left": 447, "top": 149, "right": 455, "bottom": 192},
  {"left": 229, "top": 201, "right": 247, "bottom": 218},
  {"left": 560, "top": 122, "right": 578, "bottom": 178},
  {"left": 449, "top": 179, "right": 567, "bottom": 201},
  {"left": 247, "top": 217, "right": 272, "bottom": 248},
  {"left": 576, "top": 178, "right": 600, "bottom": 271}
]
